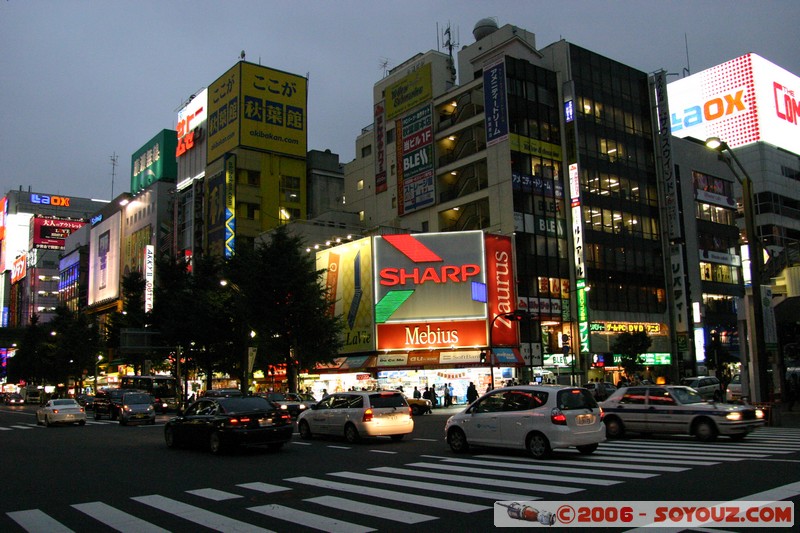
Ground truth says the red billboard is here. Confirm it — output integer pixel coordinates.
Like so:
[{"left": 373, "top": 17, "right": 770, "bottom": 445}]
[{"left": 31, "top": 217, "right": 86, "bottom": 250}]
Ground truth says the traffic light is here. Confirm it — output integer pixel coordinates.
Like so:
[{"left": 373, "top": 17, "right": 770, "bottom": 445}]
[{"left": 479, "top": 351, "right": 487, "bottom": 364}]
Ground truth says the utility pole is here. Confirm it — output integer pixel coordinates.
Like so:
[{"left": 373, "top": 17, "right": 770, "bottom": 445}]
[{"left": 110, "top": 152, "right": 118, "bottom": 199}]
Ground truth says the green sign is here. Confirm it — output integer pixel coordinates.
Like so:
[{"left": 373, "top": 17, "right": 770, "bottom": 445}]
[{"left": 612, "top": 353, "right": 672, "bottom": 366}]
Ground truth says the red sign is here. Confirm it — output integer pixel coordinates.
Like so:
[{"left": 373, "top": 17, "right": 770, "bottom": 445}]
[
  {"left": 377, "top": 320, "right": 487, "bottom": 350},
  {"left": 11, "top": 254, "right": 26, "bottom": 284},
  {"left": 32, "top": 217, "right": 86, "bottom": 250},
  {"left": 485, "top": 234, "right": 519, "bottom": 346}
]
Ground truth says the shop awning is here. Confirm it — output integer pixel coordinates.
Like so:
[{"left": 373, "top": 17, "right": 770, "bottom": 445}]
[{"left": 315, "top": 356, "right": 376, "bottom": 373}]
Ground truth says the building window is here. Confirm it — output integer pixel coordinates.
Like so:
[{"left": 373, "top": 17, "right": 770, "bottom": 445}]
[
  {"left": 357, "top": 180, "right": 364, "bottom": 191},
  {"left": 238, "top": 202, "right": 260, "bottom": 221},
  {"left": 280, "top": 175, "right": 301, "bottom": 204},
  {"left": 359, "top": 210, "right": 365, "bottom": 222},
  {"left": 245, "top": 170, "right": 261, "bottom": 186},
  {"left": 361, "top": 145, "right": 372, "bottom": 158}
]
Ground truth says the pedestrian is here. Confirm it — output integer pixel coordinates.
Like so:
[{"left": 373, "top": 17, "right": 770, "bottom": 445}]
[
  {"left": 786, "top": 374, "right": 798, "bottom": 411},
  {"left": 444, "top": 383, "right": 452, "bottom": 407},
  {"left": 466, "top": 382, "right": 478, "bottom": 404},
  {"left": 413, "top": 386, "right": 421, "bottom": 399},
  {"left": 430, "top": 385, "right": 438, "bottom": 408},
  {"left": 422, "top": 386, "right": 431, "bottom": 401},
  {"left": 448, "top": 383, "right": 455, "bottom": 405}
]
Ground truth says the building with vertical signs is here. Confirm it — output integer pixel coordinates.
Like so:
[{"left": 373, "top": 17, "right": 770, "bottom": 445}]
[{"left": 343, "top": 18, "right": 671, "bottom": 389}]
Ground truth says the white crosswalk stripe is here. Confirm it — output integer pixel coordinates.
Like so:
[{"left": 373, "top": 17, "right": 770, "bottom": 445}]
[{"left": 5, "top": 426, "right": 800, "bottom": 532}]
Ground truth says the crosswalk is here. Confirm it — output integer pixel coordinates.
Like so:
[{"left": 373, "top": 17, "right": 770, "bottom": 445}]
[
  {"left": 0, "top": 419, "right": 127, "bottom": 430},
  {"left": 6, "top": 427, "right": 800, "bottom": 532}
]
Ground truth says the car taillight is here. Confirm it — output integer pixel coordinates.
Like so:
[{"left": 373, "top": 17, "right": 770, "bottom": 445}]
[
  {"left": 599, "top": 406, "right": 604, "bottom": 420},
  {"left": 363, "top": 408, "right": 374, "bottom": 422},
  {"left": 407, "top": 407, "right": 412, "bottom": 417},
  {"left": 279, "top": 412, "right": 291, "bottom": 423},
  {"left": 52, "top": 409, "right": 59, "bottom": 414},
  {"left": 550, "top": 408, "right": 567, "bottom": 425}
]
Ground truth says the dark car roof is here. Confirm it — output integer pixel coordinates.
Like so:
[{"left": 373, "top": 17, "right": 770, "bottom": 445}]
[{"left": 214, "top": 396, "right": 273, "bottom": 413}]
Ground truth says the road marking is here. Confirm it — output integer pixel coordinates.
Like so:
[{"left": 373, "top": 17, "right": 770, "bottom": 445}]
[
  {"left": 286, "top": 476, "right": 489, "bottom": 513},
  {"left": 186, "top": 488, "right": 241, "bottom": 501},
  {"left": 0, "top": 427, "right": 12, "bottom": 431},
  {"left": 291, "top": 441, "right": 312, "bottom": 446},
  {"left": 305, "top": 495, "right": 436, "bottom": 524},
  {"left": 72, "top": 501, "right": 168, "bottom": 533},
  {"left": 372, "top": 465, "right": 588, "bottom": 493},
  {"left": 6, "top": 509, "right": 74, "bottom": 532},
  {"left": 10, "top": 425, "right": 34, "bottom": 429},
  {"left": 438, "top": 457, "right": 656, "bottom": 479},
  {"left": 237, "top": 482, "right": 291, "bottom": 494},
  {"left": 327, "top": 445, "right": 351, "bottom": 449},
  {"left": 132, "top": 495, "right": 273, "bottom": 533},
  {"left": 368, "top": 449, "right": 397, "bottom": 454},
  {"left": 412, "top": 438, "right": 438, "bottom": 441},
  {"left": 249, "top": 504, "right": 375, "bottom": 533},
  {"left": 329, "top": 471, "right": 538, "bottom": 502},
  {"left": 479, "top": 454, "right": 691, "bottom": 471}
]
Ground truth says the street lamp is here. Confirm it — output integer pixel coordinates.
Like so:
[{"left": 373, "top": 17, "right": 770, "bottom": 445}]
[
  {"left": 705, "top": 137, "right": 767, "bottom": 403},
  {"left": 486, "top": 309, "right": 529, "bottom": 390},
  {"left": 94, "top": 355, "right": 104, "bottom": 394}
]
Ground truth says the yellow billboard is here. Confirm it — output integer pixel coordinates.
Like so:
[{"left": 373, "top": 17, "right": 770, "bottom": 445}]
[
  {"left": 207, "top": 62, "right": 307, "bottom": 163},
  {"left": 385, "top": 63, "right": 432, "bottom": 120}
]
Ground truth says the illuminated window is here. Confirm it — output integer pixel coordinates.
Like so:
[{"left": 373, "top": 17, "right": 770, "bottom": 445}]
[
  {"left": 357, "top": 180, "right": 364, "bottom": 191},
  {"left": 280, "top": 176, "right": 301, "bottom": 204},
  {"left": 359, "top": 210, "right": 365, "bottom": 222}
]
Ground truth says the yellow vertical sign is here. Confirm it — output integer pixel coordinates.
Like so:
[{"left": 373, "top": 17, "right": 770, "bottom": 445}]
[{"left": 224, "top": 155, "right": 236, "bottom": 258}]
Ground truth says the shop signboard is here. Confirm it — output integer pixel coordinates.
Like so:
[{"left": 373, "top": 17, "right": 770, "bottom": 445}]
[
  {"left": 668, "top": 53, "right": 800, "bottom": 156},
  {"left": 30, "top": 217, "right": 86, "bottom": 250},
  {"left": 374, "top": 231, "right": 488, "bottom": 350},
  {"left": 130, "top": 129, "right": 178, "bottom": 194}
]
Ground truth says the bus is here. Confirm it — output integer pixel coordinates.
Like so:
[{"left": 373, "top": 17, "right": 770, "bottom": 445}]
[{"left": 119, "top": 375, "right": 179, "bottom": 412}]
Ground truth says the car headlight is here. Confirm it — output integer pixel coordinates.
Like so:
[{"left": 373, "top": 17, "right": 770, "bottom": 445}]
[
  {"left": 299, "top": 403, "right": 307, "bottom": 409},
  {"left": 726, "top": 411, "right": 742, "bottom": 421},
  {"left": 755, "top": 409, "right": 765, "bottom": 419}
]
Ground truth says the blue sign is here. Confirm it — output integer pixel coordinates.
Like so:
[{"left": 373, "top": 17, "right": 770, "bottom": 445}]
[{"left": 483, "top": 59, "right": 508, "bottom": 146}]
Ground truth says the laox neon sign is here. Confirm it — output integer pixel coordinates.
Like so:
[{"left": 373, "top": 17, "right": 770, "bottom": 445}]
[
  {"left": 671, "top": 88, "right": 747, "bottom": 132},
  {"left": 774, "top": 82, "right": 800, "bottom": 125},
  {"left": 30, "top": 194, "right": 71, "bottom": 207}
]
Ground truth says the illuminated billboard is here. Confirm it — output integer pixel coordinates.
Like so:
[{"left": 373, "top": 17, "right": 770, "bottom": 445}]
[
  {"left": 30, "top": 217, "right": 86, "bottom": 250},
  {"left": 668, "top": 53, "right": 800, "bottom": 156},
  {"left": 397, "top": 105, "right": 435, "bottom": 215},
  {"left": 88, "top": 212, "right": 121, "bottom": 305},
  {"left": 207, "top": 61, "right": 308, "bottom": 163},
  {"left": 176, "top": 88, "right": 207, "bottom": 158},
  {"left": 316, "top": 237, "right": 375, "bottom": 354},
  {"left": 130, "top": 129, "right": 178, "bottom": 194},
  {"left": 374, "top": 231, "right": 489, "bottom": 351}
]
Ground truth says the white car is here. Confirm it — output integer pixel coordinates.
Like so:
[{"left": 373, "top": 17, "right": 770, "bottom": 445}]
[
  {"left": 36, "top": 399, "right": 87, "bottom": 427},
  {"left": 444, "top": 385, "right": 606, "bottom": 459},
  {"left": 297, "top": 390, "right": 414, "bottom": 443},
  {"left": 726, "top": 374, "right": 743, "bottom": 402},
  {"left": 600, "top": 385, "right": 764, "bottom": 441}
]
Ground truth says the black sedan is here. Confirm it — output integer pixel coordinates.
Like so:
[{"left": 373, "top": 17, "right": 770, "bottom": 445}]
[{"left": 164, "top": 396, "right": 293, "bottom": 454}]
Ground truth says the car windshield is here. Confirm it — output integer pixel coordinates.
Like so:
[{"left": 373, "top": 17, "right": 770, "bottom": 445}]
[
  {"left": 368, "top": 393, "right": 407, "bottom": 408},
  {"left": 124, "top": 394, "right": 152, "bottom": 404},
  {"left": 268, "top": 392, "right": 288, "bottom": 401},
  {"left": 730, "top": 374, "right": 741, "bottom": 384},
  {"left": 53, "top": 399, "right": 77, "bottom": 406},
  {"left": 556, "top": 388, "right": 598, "bottom": 410},
  {"left": 669, "top": 387, "right": 704, "bottom": 404},
  {"left": 219, "top": 397, "right": 271, "bottom": 413}
]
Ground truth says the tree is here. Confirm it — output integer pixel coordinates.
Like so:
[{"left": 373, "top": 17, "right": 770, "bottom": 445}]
[
  {"left": 48, "top": 306, "right": 102, "bottom": 395},
  {"left": 225, "top": 226, "right": 344, "bottom": 393},
  {"left": 612, "top": 331, "right": 652, "bottom": 381}
]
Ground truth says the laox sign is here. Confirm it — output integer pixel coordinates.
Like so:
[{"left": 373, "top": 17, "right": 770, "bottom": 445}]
[
  {"left": 30, "top": 194, "right": 71, "bottom": 207},
  {"left": 670, "top": 88, "right": 747, "bottom": 132}
]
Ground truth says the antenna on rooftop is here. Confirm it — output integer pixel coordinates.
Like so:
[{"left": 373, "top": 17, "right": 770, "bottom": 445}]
[
  {"left": 379, "top": 57, "right": 390, "bottom": 78},
  {"left": 110, "top": 152, "right": 118, "bottom": 199}
]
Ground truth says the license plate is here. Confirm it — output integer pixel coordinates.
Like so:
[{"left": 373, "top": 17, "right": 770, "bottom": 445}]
[
  {"left": 259, "top": 418, "right": 273, "bottom": 427},
  {"left": 576, "top": 414, "right": 594, "bottom": 425}
]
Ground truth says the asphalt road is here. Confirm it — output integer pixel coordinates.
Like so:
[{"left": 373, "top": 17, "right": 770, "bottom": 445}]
[{"left": 1, "top": 404, "right": 799, "bottom": 532}]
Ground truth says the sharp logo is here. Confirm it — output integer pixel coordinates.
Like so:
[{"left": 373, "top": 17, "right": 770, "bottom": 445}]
[
  {"left": 671, "top": 88, "right": 748, "bottom": 132},
  {"left": 380, "top": 264, "right": 480, "bottom": 286},
  {"left": 774, "top": 81, "right": 800, "bottom": 125}
]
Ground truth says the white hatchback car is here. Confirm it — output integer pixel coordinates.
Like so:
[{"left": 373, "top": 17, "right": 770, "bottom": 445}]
[
  {"left": 36, "top": 399, "right": 87, "bottom": 427},
  {"left": 297, "top": 390, "right": 414, "bottom": 443},
  {"left": 444, "top": 385, "right": 606, "bottom": 459}
]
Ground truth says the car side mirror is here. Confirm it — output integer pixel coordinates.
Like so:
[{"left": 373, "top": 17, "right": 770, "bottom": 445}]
[{"left": 310, "top": 403, "right": 319, "bottom": 410}]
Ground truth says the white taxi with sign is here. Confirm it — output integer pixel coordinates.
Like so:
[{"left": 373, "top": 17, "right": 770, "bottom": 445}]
[
  {"left": 600, "top": 385, "right": 765, "bottom": 441},
  {"left": 445, "top": 385, "right": 606, "bottom": 459}
]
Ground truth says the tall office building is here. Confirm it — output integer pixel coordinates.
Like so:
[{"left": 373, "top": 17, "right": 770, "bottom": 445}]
[{"left": 344, "top": 19, "right": 672, "bottom": 383}]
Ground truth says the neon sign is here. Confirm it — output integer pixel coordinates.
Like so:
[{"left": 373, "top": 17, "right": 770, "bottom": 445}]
[{"left": 30, "top": 194, "right": 71, "bottom": 207}]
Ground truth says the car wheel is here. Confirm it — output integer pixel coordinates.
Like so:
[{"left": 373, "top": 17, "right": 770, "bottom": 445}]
[
  {"left": 390, "top": 434, "right": 404, "bottom": 442},
  {"left": 111, "top": 409, "right": 118, "bottom": 421},
  {"left": 36, "top": 415, "right": 43, "bottom": 426},
  {"left": 344, "top": 423, "right": 360, "bottom": 443},
  {"left": 78, "top": 420, "right": 86, "bottom": 426},
  {"left": 694, "top": 418, "right": 718, "bottom": 442},
  {"left": 298, "top": 420, "right": 313, "bottom": 440},
  {"left": 411, "top": 405, "right": 421, "bottom": 416},
  {"left": 577, "top": 443, "right": 598, "bottom": 454},
  {"left": 527, "top": 432, "right": 552, "bottom": 459},
  {"left": 447, "top": 427, "right": 469, "bottom": 453},
  {"left": 44, "top": 416, "right": 51, "bottom": 427},
  {"left": 164, "top": 426, "right": 178, "bottom": 448},
  {"left": 209, "top": 431, "right": 225, "bottom": 454},
  {"left": 604, "top": 416, "right": 625, "bottom": 439},
  {"left": 119, "top": 418, "right": 127, "bottom": 426},
  {"left": 149, "top": 418, "right": 156, "bottom": 425}
]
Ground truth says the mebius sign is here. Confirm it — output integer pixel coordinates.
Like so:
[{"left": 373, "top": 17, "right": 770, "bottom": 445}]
[{"left": 373, "top": 231, "right": 518, "bottom": 351}]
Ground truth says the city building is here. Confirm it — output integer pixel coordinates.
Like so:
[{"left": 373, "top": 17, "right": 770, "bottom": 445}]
[{"left": 341, "top": 18, "right": 671, "bottom": 391}]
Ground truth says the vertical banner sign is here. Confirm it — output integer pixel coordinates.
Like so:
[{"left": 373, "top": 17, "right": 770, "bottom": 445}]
[
  {"left": 224, "top": 154, "right": 236, "bottom": 258},
  {"left": 398, "top": 105, "right": 435, "bottom": 215},
  {"left": 483, "top": 57, "right": 509, "bottom": 146},
  {"left": 374, "top": 101, "right": 387, "bottom": 193},
  {"left": 653, "top": 70, "right": 682, "bottom": 241},
  {"left": 485, "top": 234, "right": 518, "bottom": 346},
  {"left": 569, "top": 162, "right": 590, "bottom": 354},
  {"left": 144, "top": 245, "right": 155, "bottom": 313}
]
